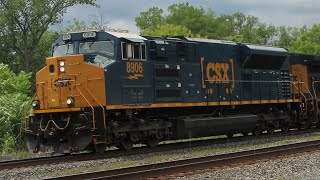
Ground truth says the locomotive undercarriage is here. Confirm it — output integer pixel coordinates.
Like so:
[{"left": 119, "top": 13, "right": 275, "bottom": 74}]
[
  {"left": 26, "top": 109, "right": 174, "bottom": 154},
  {"left": 26, "top": 102, "right": 319, "bottom": 154},
  {"left": 26, "top": 113, "right": 93, "bottom": 154}
]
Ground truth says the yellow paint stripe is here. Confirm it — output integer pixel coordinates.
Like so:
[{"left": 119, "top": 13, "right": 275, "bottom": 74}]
[
  {"left": 279, "top": 100, "right": 286, "bottom": 103},
  {"left": 293, "top": 99, "right": 300, "bottom": 103},
  {"left": 34, "top": 108, "right": 81, "bottom": 114},
  {"left": 220, "top": 102, "right": 231, "bottom": 105},
  {"left": 34, "top": 99, "right": 302, "bottom": 113},
  {"left": 106, "top": 99, "right": 301, "bottom": 110}
]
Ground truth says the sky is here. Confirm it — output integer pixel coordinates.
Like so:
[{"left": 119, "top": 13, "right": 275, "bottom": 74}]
[{"left": 59, "top": 0, "right": 320, "bottom": 33}]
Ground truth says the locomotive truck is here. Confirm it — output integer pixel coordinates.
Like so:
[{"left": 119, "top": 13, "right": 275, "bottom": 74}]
[{"left": 25, "top": 29, "right": 320, "bottom": 154}]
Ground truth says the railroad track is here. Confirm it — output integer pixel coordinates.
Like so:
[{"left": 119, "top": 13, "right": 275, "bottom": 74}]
[
  {"left": 0, "top": 129, "right": 319, "bottom": 171},
  {"left": 47, "top": 140, "right": 320, "bottom": 180}
]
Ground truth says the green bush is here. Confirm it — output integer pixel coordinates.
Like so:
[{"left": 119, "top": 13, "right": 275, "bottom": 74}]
[{"left": 0, "top": 64, "right": 31, "bottom": 154}]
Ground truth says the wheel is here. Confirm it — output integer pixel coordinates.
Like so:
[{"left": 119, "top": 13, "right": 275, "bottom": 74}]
[
  {"left": 119, "top": 139, "right": 133, "bottom": 151},
  {"left": 116, "top": 145, "right": 125, "bottom": 150},
  {"left": 253, "top": 128, "right": 261, "bottom": 136},
  {"left": 281, "top": 125, "right": 290, "bottom": 133},
  {"left": 242, "top": 132, "right": 249, "bottom": 136},
  {"left": 267, "top": 127, "right": 275, "bottom": 134},
  {"left": 26, "top": 134, "right": 38, "bottom": 153},
  {"left": 299, "top": 121, "right": 310, "bottom": 130},
  {"left": 94, "top": 143, "right": 106, "bottom": 154},
  {"left": 146, "top": 138, "right": 158, "bottom": 148},
  {"left": 226, "top": 133, "right": 233, "bottom": 138}
]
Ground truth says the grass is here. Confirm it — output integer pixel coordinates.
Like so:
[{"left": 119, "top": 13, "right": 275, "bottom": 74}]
[{"left": 1, "top": 150, "right": 35, "bottom": 160}]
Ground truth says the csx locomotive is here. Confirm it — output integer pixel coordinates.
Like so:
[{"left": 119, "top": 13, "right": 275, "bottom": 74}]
[{"left": 25, "top": 29, "right": 320, "bottom": 154}]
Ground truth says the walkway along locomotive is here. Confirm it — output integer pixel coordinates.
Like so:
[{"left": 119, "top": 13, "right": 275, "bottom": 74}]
[{"left": 25, "top": 29, "right": 320, "bottom": 154}]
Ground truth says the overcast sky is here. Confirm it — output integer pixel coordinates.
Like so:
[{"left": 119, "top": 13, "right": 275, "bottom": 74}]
[{"left": 59, "top": 0, "right": 320, "bottom": 33}]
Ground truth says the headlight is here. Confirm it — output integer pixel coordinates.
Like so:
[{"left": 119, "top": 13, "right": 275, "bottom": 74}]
[
  {"left": 60, "top": 67, "right": 66, "bottom": 73},
  {"left": 67, "top": 98, "right": 73, "bottom": 105},
  {"left": 32, "top": 101, "right": 39, "bottom": 109},
  {"left": 32, "top": 101, "right": 38, "bottom": 107},
  {"left": 59, "top": 61, "right": 65, "bottom": 67}
]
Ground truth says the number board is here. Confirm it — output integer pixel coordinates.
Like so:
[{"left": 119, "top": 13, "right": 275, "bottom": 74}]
[{"left": 126, "top": 61, "right": 144, "bottom": 80}]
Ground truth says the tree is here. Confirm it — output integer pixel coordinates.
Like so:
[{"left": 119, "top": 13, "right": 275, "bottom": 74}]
[
  {"left": 291, "top": 24, "right": 320, "bottom": 54},
  {"left": 32, "top": 31, "right": 59, "bottom": 72},
  {"left": 90, "top": 9, "right": 110, "bottom": 29},
  {"left": 65, "top": 18, "right": 88, "bottom": 32},
  {"left": 135, "top": 4, "right": 277, "bottom": 45},
  {"left": 222, "top": 13, "right": 277, "bottom": 45},
  {"left": 135, "top": 3, "right": 216, "bottom": 38},
  {"left": 0, "top": 0, "right": 97, "bottom": 72},
  {"left": 166, "top": 2, "right": 216, "bottom": 37},
  {"left": 135, "top": 7, "right": 165, "bottom": 33},
  {"left": 143, "top": 24, "right": 193, "bottom": 37},
  {"left": 275, "top": 26, "right": 300, "bottom": 49}
]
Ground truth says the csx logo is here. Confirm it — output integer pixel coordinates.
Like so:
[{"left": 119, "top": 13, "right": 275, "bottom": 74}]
[
  {"left": 201, "top": 57, "right": 235, "bottom": 90},
  {"left": 206, "top": 62, "right": 230, "bottom": 83},
  {"left": 54, "top": 78, "right": 71, "bottom": 87}
]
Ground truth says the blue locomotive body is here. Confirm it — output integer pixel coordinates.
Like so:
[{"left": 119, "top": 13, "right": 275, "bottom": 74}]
[{"left": 25, "top": 30, "right": 319, "bottom": 153}]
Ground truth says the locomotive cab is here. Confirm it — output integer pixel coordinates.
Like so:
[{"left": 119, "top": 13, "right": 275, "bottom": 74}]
[{"left": 26, "top": 30, "right": 149, "bottom": 153}]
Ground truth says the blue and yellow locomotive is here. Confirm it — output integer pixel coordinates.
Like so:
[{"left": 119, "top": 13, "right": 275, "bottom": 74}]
[{"left": 25, "top": 29, "right": 320, "bottom": 154}]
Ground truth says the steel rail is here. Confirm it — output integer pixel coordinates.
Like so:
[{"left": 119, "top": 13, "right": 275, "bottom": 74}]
[
  {"left": 48, "top": 140, "right": 320, "bottom": 180},
  {"left": 0, "top": 129, "right": 318, "bottom": 171}
]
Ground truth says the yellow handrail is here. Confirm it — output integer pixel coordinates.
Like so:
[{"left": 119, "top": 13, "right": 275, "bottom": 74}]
[
  {"left": 76, "top": 85, "right": 96, "bottom": 130},
  {"left": 85, "top": 77, "right": 106, "bottom": 129},
  {"left": 312, "top": 81, "right": 320, "bottom": 117},
  {"left": 302, "top": 83, "right": 315, "bottom": 112},
  {"left": 292, "top": 82, "right": 308, "bottom": 113}
]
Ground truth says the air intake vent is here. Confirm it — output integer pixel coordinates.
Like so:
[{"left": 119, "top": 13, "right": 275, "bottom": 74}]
[
  {"left": 155, "top": 69, "right": 180, "bottom": 77},
  {"left": 156, "top": 89, "right": 181, "bottom": 98}
]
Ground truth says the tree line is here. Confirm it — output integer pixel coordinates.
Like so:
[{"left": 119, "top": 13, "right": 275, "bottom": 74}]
[
  {"left": 136, "top": 3, "right": 320, "bottom": 55},
  {"left": 0, "top": 1, "right": 319, "bottom": 154}
]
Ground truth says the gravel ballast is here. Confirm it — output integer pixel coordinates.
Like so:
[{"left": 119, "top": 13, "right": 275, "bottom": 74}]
[
  {"left": 1, "top": 131, "right": 320, "bottom": 179},
  {"left": 176, "top": 151, "right": 320, "bottom": 180}
]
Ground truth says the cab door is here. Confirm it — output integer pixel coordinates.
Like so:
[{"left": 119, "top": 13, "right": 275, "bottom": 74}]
[{"left": 121, "top": 42, "right": 153, "bottom": 105}]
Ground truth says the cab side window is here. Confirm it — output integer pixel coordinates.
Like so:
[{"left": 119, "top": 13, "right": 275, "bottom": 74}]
[{"left": 122, "top": 42, "right": 146, "bottom": 60}]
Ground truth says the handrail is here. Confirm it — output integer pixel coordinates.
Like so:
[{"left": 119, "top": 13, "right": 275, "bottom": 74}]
[
  {"left": 312, "top": 81, "right": 320, "bottom": 117},
  {"left": 41, "top": 83, "right": 46, "bottom": 109},
  {"left": 76, "top": 85, "right": 96, "bottom": 130},
  {"left": 85, "top": 77, "right": 106, "bottom": 129},
  {"left": 292, "top": 82, "right": 308, "bottom": 113},
  {"left": 302, "top": 83, "right": 315, "bottom": 112}
]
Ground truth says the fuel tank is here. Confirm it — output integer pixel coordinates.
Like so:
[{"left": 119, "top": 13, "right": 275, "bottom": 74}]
[{"left": 176, "top": 114, "right": 260, "bottom": 138}]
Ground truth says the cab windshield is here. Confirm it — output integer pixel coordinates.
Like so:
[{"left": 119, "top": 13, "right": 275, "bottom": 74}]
[
  {"left": 52, "top": 44, "right": 74, "bottom": 56},
  {"left": 79, "top": 41, "right": 114, "bottom": 57}
]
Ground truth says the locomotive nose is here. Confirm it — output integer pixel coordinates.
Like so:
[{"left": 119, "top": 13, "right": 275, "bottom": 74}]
[{"left": 34, "top": 54, "right": 106, "bottom": 111}]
